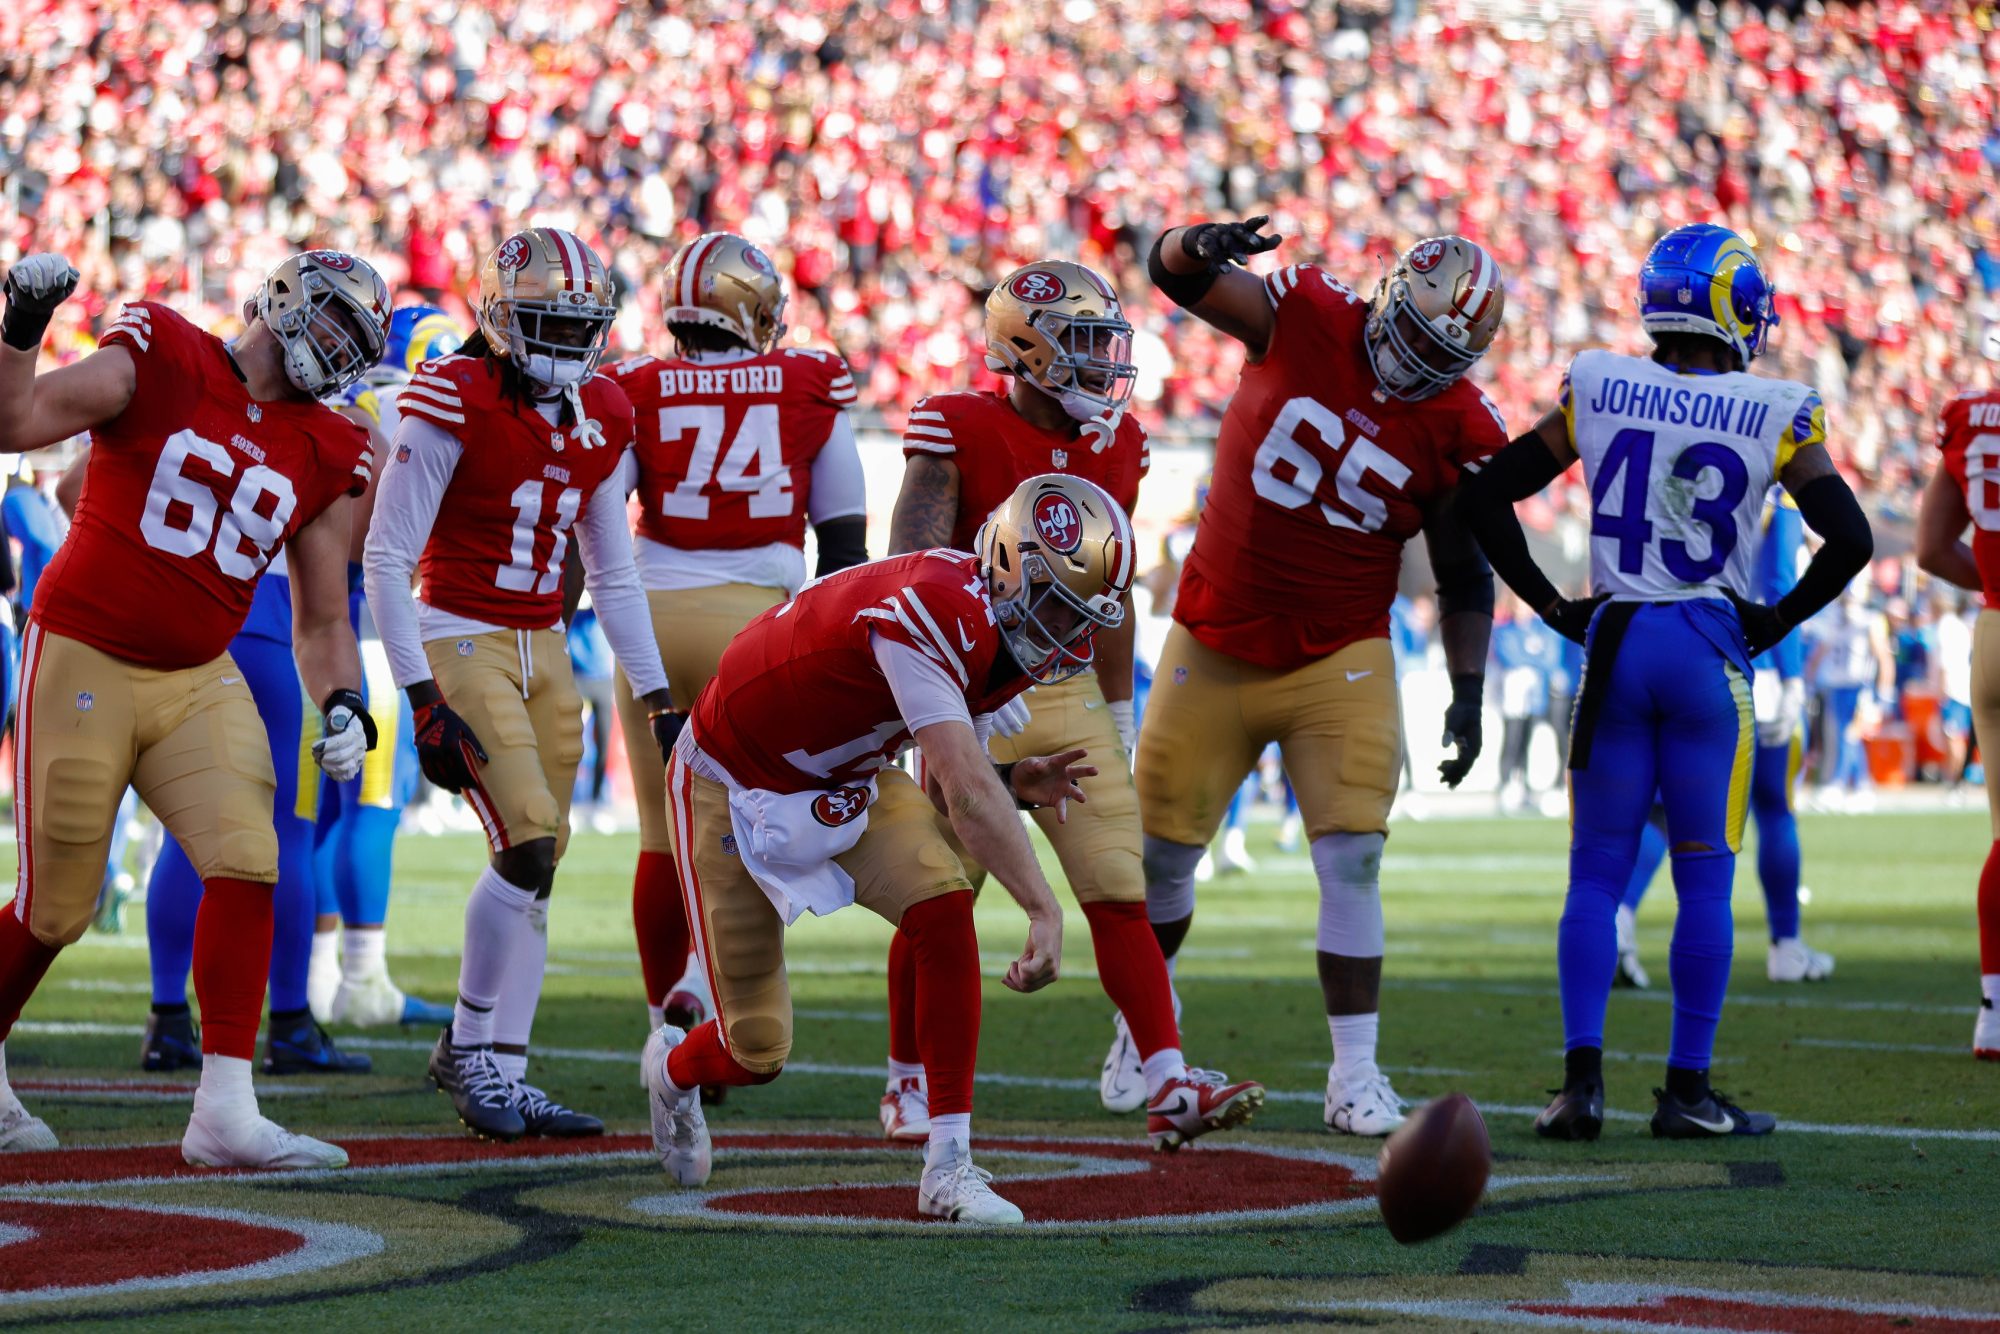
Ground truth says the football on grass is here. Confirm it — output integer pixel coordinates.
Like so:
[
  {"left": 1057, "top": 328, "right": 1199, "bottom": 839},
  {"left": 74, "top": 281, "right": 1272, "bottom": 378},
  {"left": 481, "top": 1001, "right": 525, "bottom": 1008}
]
[{"left": 1375, "top": 1092, "right": 1491, "bottom": 1244}]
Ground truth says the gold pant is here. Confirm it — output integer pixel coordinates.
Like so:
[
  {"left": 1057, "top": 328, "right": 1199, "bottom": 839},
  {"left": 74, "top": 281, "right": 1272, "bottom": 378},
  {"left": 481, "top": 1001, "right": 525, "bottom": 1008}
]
[{"left": 427, "top": 628, "right": 582, "bottom": 856}]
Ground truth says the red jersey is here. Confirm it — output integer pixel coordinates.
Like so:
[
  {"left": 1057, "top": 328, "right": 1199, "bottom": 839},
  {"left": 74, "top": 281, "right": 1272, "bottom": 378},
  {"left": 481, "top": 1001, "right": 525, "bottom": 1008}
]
[
  {"left": 611, "top": 347, "right": 855, "bottom": 552},
  {"left": 902, "top": 390, "right": 1150, "bottom": 550},
  {"left": 1936, "top": 388, "right": 2000, "bottom": 608},
  {"left": 33, "top": 301, "right": 370, "bottom": 670},
  {"left": 692, "top": 551, "right": 1029, "bottom": 793},
  {"left": 1176, "top": 263, "right": 1509, "bottom": 671},
  {"left": 395, "top": 355, "right": 634, "bottom": 628}
]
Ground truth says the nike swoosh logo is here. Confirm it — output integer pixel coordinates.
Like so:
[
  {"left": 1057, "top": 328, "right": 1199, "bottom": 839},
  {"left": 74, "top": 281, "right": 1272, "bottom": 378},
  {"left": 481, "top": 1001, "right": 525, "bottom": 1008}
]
[
  {"left": 1345, "top": 670, "right": 1372, "bottom": 682},
  {"left": 220, "top": 676, "right": 242, "bottom": 685},
  {"left": 956, "top": 621, "right": 975, "bottom": 652},
  {"left": 1082, "top": 698, "right": 1104, "bottom": 709},
  {"left": 1683, "top": 1111, "right": 1736, "bottom": 1133}
]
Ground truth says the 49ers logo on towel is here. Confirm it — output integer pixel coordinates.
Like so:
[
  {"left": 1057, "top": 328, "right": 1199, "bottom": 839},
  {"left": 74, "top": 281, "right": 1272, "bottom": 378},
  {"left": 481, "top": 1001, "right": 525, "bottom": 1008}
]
[
  {"left": 811, "top": 786, "right": 871, "bottom": 827},
  {"left": 1032, "top": 493, "right": 1083, "bottom": 553},
  {"left": 1008, "top": 271, "right": 1064, "bottom": 304}
]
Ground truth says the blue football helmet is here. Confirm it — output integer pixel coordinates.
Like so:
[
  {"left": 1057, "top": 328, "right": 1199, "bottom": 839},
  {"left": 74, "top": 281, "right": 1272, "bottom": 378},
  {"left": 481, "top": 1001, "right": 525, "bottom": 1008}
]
[
  {"left": 384, "top": 304, "right": 466, "bottom": 373},
  {"left": 1637, "top": 223, "right": 1777, "bottom": 366}
]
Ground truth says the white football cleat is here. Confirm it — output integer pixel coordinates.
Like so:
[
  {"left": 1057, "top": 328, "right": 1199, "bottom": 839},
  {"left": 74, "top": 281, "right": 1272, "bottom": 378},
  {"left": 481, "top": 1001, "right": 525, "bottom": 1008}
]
[
  {"left": 1146, "top": 1067, "right": 1264, "bottom": 1151},
  {"left": 182, "top": 1113, "right": 347, "bottom": 1169},
  {"left": 1324, "top": 1068, "right": 1407, "bottom": 1137},
  {"left": 880, "top": 1075, "right": 930, "bottom": 1142},
  {"left": 642, "top": 1025, "right": 711, "bottom": 1186},
  {"left": 918, "top": 1147, "right": 1024, "bottom": 1225},
  {"left": 331, "top": 970, "right": 406, "bottom": 1028},
  {"left": 0, "top": 1103, "right": 57, "bottom": 1152},
  {"left": 1099, "top": 1014, "right": 1146, "bottom": 1114},
  {"left": 1975, "top": 999, "right": 2000, "bottom": 1062},
  {"left": 1767, "top": 936, "right": 1835, "bottom": 983}
]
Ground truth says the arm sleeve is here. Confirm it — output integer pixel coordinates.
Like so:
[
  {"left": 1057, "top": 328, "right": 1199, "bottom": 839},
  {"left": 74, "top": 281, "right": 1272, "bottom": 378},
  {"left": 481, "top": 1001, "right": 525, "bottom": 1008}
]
[
  {"left": 871, "top": 631, "right": 975, "bottom": 734},
  {"left": 574, "top": 453, "right": 668, "bottom": 698},
  {"left": 806, "top": 411, "right": 867, "bottom": 523},
  {"left": 361, "top": 415, "right": 460, "bottom": 689}
]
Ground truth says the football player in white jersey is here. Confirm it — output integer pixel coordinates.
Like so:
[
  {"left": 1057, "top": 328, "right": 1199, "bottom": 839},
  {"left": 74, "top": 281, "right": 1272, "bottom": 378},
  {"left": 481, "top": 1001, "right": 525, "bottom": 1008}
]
[{"left": 1456, "top": 224, "right": 1873, "bottom": 1141}]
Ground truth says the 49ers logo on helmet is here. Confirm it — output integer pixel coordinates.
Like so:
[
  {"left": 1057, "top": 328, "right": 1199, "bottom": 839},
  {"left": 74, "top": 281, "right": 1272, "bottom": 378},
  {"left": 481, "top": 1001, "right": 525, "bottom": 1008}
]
[
  {"left": 742, "top": 245, "right": 775, "bottom": 275},
  {"left": 1407, "top": 239, "right": 1448, "bottom": 274},
  {"left": 1033, "top": 493, "right": 1084, "bottom": 553},
  {"left": 1008, "top": 271, "right": 1065, "bottom": 304},
  {"left": 811, "top": 787, "right": 872, "bottom": 828},
  {"left": 496, "top": 236, "right": 534, "bottom": 272},
  {"left": 307, "top": 250, "right": 355, "bottom": 272}
]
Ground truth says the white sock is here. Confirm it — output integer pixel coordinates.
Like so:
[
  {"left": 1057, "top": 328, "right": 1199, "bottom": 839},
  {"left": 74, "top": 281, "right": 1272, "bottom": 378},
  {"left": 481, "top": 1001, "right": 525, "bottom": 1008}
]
[
  {"left": 308, "top": 930, "right": 341, "bottom": 1019},
  {"left": 924, "top": 1112, "right": 971, "bottom": 1169},
  {"left": 1983, "top": 974, "right": 2000, "bottom": 1006},
  {"left": 193, "top": 1054, "right": 260, "bottom": 1126},
  {"left": 493, "top": 895, "right": 550, "bottom": 1055},
  {"left": 342, "top": 928, "right": 388, "bottom": 982},
  {"left": 453, "top": 867, "right": 538, "bottom": 1046},
  {"left": 0, "top": 1044, "right": 20, "bottom": 1116},
  {"left": 494, "top": 1051, "right": 528, "bottom": 1084},
  {"left": 647, "top": 1003, "right": 666, "bottom": 1032},
  {"left": 888, "top": 1058, "right": 926, "bottom": 1085},
  {"left": 1140, "top": 1047, "right": 1187, "bottom": 1099},
  {"left": 1328, "top": 1013, "right": 1380, "bottom": 1086}
]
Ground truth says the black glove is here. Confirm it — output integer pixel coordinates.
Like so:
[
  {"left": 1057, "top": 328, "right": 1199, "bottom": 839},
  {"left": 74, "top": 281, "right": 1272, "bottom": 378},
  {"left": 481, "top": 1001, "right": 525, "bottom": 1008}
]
[
  {"left": 1725, "top": 589, "right": 1791, "bottom": 657},
  {"left": 1, "top": 254, "right": 81, "bottom": 352},
  {"left": 412, "top": 698, "right": 488, "bottom": 793},
  {"left": 649, "top": 708, "right": 687, "bottom": 764},
  {"left": 1179, "top": 216, "right": 1282, "bottom": 270},
  {"left": 1438, "top": 673, "right": 1484, "bottom": 788},
  {"left": 1543, "top": 594, "right": 1609, "bottom": 646}
]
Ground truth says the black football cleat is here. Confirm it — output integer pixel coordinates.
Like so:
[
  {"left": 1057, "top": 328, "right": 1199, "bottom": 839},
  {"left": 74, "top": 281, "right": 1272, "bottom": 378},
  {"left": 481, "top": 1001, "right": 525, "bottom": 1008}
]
[
  {"left": 514, "top": 1082, "right": 605, "bottom": 1138},
  {"left": 1533, "top": 1082, "right": 1604, "bottom": 1141},
  {"left": 428, "top": 1026, "right": 527, "bottom": 1141},
  {"left": 141, "top": 1009, "right": 202, "bottom": 1072},
  {"left": 262, "top": 1012, "right": 372, "bottom": 1075},
  {"left": 1649, "top": 1086, "right": 1776, "bottom": 1139}
]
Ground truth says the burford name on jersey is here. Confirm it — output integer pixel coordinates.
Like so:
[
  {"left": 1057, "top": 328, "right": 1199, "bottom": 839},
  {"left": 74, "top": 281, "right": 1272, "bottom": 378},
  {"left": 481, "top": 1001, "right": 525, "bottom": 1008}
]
[
  {"left": 1584, "top": 375, "right": 1780, "bottom": 442},
  {"left": 654, "top": 364, "right": 787, "bottom": 398}
]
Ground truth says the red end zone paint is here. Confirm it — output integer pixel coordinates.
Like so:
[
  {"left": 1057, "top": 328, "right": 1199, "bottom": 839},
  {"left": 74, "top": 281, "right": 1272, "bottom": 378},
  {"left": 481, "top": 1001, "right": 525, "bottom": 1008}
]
[
  {"left": 1516, "top": 1296, "right": 2000, "bottom": 1334},
  {"left": 0, "top": 1201, "right": 301, "bottom": 1293}
]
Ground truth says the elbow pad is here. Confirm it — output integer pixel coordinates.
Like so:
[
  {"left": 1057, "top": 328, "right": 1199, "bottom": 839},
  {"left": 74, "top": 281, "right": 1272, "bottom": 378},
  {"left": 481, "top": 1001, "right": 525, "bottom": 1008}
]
[{"left": 1147, "top": 231, "right": 1219, "bottom": 308}]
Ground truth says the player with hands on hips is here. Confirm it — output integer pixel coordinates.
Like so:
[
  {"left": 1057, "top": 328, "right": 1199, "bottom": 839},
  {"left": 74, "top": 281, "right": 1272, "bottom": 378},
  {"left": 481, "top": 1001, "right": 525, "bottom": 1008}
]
[
  {"left": 0, "top": 248, "right": 388, "bottom": 1166},
  {"left": 1142, "top": 218, "right": 1508, "bottom": 1138}
]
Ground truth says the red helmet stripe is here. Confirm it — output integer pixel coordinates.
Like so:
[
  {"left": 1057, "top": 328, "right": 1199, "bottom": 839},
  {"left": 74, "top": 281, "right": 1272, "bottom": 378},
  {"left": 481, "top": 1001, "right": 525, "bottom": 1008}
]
[
  {"left": 1458, "top": 245, "right": 1498, "bottom": 325},
  {"left": 547, "top": 230, "right": 579, "bottom": 289},
  {"left": 679, "top": 234, "right": 720, "bottom": 309}
]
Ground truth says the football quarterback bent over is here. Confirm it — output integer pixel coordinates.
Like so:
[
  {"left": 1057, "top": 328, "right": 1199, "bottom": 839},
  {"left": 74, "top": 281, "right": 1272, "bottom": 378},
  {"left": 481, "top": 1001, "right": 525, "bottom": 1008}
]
[
  {"left": 642, "top": 474, "right": 1126, "bottom": 1224},
  {"left": 0, "top": 250, "right": 388, "bottom": 1166},
  {"left": 1141, "top": 219, "right": 1509, "bottom": 1136}
]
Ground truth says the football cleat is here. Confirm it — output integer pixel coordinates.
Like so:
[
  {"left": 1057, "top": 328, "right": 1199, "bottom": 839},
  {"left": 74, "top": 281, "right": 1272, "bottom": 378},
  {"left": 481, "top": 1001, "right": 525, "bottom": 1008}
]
[
  {"left": 513, "top": 1083, "right": 604, "bottom": 1138},
  {"left": 918, "top": 1149, "right": 1025, "bottom": 1225},
  {"left": 141, "top": 1010, "right": 202, "bottom": 1072},
  {"left": 1975, "top": 998, "right": 1999, "bottom": 1061},
  {"left": 1324, "top": 1069, "right": 1407, "bottom": 1137},
  {"left": 1534, "top": 1082, "right": 1605, "bottom": 1141},
  {"left": 880, "top": 1075, "right": 931, "bottom": 1143},
  {"left": 428, "top": 1027, "right": 527, "bottom": 1142},
  {"left": 1148, "top": 1068, "right": 1265, "bottom": 1152},
  {"left": 0, "top": 1104, "right": 58, "bottom": 1153},
  {"left": 1649, "top": 1086, "right": 1776, "bottom": 1139},
  {"left": 643, "top": 1025, "right": 712, "bottom": 1186},
  {"left": 183, "top": 1113, "right": 347, "bottom": 1170},
  {"left": 262, "top": 1013, "right": 371, "bottom": 1076},
  {"left": 331, "top": 969, "right": 454, "bottom": 1029},
  {"left": 1766, "top": 937, "right": 1834, "bottom": 983},
  {"left": 400, "top": 993, "right": 455, "bottom": 1026},
  {"left": 1099, "top": 1014, "right": 1146, "bottom": 1114}
]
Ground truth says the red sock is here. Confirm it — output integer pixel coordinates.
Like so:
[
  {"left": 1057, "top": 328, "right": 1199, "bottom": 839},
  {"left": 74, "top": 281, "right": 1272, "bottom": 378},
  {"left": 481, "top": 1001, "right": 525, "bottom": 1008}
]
[
  {"left": 193, "top": 878, "right": 274, "bottom": 1060},
  {"left": 885, "top": 927, "right": 921, "bottom": 1065},
  {"left": 1981, "top": 842, "right": 2000, "bottom": 974},
  {"left": 901, "top": 893, "right": 980, "bottom": 1118},
  {"left": 0, "top": 908, "right": 60, "bottom": 1044},
  {"left": 633, "top": 850, "right": 691, "bottom": 1006},
  {"left": 666, "top": 1018, "right": 778, "bottom": 1088},
  {"left": 1082, "top": 901, "right": 1180, "bottom": 1058}
]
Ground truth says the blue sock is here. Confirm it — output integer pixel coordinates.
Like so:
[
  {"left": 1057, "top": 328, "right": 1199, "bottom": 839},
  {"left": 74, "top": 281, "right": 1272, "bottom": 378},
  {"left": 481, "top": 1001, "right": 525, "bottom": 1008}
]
[
  {"left": 1665, "top": 848, "right": 1736, "bottom": 1070},
  {"left": 1752, "top": 741, "right": 1801, "bottom": 940},
  {"left": 145, "top": 839, "right": 203, "bottom": 1007},
  {"left": 265, "top": 812, "right": 318, "bottom": 1015},
  {"left": 1620, "top": 811, "right": 1669, "bottom": 913}
]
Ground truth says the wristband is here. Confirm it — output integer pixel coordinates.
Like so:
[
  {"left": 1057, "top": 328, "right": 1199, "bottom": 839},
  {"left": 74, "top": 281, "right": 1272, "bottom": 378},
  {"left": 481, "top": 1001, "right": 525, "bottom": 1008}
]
[
  {"left": 1450, "top": 673, "right": 1484, "bottom": 708},
  {"left": 321, "top": 687, "right": 380, "bottom": 750},
  {"left": 1147, "top": 232, "right": 1220, "bottom": 308}
]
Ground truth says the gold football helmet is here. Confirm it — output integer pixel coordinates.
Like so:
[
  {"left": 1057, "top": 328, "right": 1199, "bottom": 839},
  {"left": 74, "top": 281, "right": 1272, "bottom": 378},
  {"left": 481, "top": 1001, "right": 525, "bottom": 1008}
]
[
  {"left": 984, "top": 261, "right": 1136, "bottom": 422},
  {"left": 663, "top": 232, "right": 788, "bottom": 354},
  {"left": 977, "top": 473, "right": 1136, "bottom": 684},
  {"left": 257, "top": 250, "right": 390, "bottom": 398},
  {"left": 1363, "top": 236, "right": 1505, "bottom": 402},
  {"left": 476, "top": 228, "right": 617, "bottom": 388}
]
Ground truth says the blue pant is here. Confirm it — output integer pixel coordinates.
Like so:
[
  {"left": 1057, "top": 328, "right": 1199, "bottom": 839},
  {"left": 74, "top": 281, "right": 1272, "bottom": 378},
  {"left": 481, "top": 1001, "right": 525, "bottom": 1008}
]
[
  {"left": 1824, "top": 684, "right": 1870, "bottom": 789},
  {"left": 1562, "top": 601, "right": 1753, "bottom": 1072},
  {"left": 312, "top": 637, "right": 418, "bottom": 927}
]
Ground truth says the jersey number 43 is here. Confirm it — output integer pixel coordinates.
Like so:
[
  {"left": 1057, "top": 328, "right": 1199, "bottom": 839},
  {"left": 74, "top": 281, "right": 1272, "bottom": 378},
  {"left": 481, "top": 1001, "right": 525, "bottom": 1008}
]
[{"left": 1591, "top": 427, "right": 1749, "bottom": 581}]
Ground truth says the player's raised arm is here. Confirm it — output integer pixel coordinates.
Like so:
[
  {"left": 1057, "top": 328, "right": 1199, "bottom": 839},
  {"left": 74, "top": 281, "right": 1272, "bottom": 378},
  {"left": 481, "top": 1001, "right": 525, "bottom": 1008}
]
[
  {"left": 1917, "top": 464, "right": 1983, "bottom": 592},
  {"left": 1147, "top": 217, "right": 1283, "bottom": 359},
  {"left": 0, "top": 257, "right": 136, "bottom": 454},
  {"left": 1454, "top": 408, "right": 1601, "bottom": 643}
]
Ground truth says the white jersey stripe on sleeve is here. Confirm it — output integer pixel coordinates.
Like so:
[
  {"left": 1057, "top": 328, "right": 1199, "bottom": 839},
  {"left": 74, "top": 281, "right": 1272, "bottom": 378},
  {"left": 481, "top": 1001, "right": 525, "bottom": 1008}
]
[
  {"left": 901, "top": 586, "right": 969, "bottom": 687},
  {"left": 903, "top": 438, "right": 955, "bottom": 456},
  {"left": 397, "top": 388, "right": 467, "bottom": 416},
  {"left": 910, "top": 410, "right": 947, "bottom": 422},
  {"left": 904, "top": 424, "right": 954, "bottom": 440}
]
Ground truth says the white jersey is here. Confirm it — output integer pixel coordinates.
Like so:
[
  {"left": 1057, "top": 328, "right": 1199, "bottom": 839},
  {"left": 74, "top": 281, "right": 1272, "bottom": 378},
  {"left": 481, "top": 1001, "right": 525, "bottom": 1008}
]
[{"left": 1560, "top": 349, "right": 1825, "bottom": 602}]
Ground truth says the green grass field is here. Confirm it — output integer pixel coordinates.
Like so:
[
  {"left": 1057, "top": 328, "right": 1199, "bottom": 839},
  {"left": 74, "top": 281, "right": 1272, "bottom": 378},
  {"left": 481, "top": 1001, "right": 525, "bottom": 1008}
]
[{"left": 4, "top": 809, "right": 1998, "bottom": 1329}]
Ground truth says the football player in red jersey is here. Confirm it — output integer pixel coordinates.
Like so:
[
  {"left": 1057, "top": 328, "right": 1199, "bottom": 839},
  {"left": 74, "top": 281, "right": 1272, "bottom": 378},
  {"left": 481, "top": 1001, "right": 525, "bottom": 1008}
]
[
  {"left": 644, "top": 474, "right": 1202, "bottom": 1223},
  {"left": 0, "top": 249, "right": 389, "bottom": 1166},
  {"left": 1142, "top": 219, "right": 1508, "bottom": 1136},
  {"left": 363, "top": 228, "right": 676, "bottom": 1141},
  {"left": 1916, "top": 388, "right": 2000, "bottom": 1059},
  {"left": 879, "top": 260, "right": 1263, "bottom": 1147},
  {"left": 606, "top": 231, "right": 868, "bottom": 1047}
]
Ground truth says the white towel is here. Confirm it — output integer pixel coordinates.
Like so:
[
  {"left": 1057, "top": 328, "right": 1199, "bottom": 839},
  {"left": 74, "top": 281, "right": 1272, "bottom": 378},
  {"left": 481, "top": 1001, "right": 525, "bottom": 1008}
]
[{"left": 726, "top": 779, "right": 879, "bottom": 924}]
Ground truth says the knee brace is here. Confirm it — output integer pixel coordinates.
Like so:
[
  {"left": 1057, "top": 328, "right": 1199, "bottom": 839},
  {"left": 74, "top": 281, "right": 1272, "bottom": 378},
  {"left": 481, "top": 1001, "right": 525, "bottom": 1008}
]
[
  {"left": 1312, "top": 831, "right": 1385, "bottom": 957},
  {"left": 494, "top": 838, "right": 558, "bottom": 898},
  {"left": 1142, "top": 836, "right": 1204, "bottom": 924}
]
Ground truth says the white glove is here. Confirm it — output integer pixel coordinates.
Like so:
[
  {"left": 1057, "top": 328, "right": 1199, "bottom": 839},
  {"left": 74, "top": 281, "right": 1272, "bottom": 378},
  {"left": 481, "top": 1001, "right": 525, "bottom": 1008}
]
[
  {"left": 311, "top": 693, "right": 374, "bottom": 782},
  {"left": 1758, "top": 677, "right": 1804, "bottom": 749},
  {"left": 1, "top": 254, "right": 80, "bottom": 352},
  {"left": 991, "top": 694, "right": 1033, "bottom": 738},
  {"left": 1108, "top": 699, "right": 1137, "bottom": 759}
]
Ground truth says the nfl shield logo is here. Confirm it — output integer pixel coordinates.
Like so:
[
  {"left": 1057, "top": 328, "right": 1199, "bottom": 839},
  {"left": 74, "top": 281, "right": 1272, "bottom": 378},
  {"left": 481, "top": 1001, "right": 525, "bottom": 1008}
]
[
  {"left": 721, "top": 834, "right": 738, "bottom": 857},
  {"left": 1051, "top": 449, "right": 1068, "bottom": 469},
  {"left": 246, "top": 404, "right": 262, "bottom": 423},
  {"left": 457, "top": 640, "right": 474, "bottom": 657},
  {"left": 1173, "top": 667, "right": 1189, "bottom": 685},
  {"left": 75, "top": 692, "right": 93, "bottom": 712}
]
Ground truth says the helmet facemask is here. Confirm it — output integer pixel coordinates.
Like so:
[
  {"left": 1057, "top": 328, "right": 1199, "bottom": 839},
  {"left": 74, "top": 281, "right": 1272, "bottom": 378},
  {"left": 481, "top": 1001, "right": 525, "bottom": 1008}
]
[
  {"left": 1013, "top": 310, "right": 1137, "bottom": 423},
  {"left": 495, "top": 296, "right": 615, "bottom": 389},
  {"left": 1363, "top": 276, "right": 1482, "bottom": 402},
  {"left": 263, "top": 271, "right": 385, "bottom": 398},
  {"left": 992, "top": 548, "right": 1124, "bottom": 685}
]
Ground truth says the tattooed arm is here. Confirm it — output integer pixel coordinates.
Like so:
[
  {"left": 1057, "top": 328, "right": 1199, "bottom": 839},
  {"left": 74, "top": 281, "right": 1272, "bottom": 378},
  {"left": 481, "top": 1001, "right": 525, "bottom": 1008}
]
[{"left": 888, "top": 453, "right": 963, "bottom": 555}]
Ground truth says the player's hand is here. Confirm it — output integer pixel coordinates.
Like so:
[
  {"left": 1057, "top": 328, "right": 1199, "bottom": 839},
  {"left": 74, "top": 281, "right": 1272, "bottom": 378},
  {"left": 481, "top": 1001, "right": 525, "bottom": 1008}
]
[
  {"left": 1, "top": 254, "right": 81, "bottom": 352},
  {"left": 649, "top": 708, "right": 687, "bottom": 763},
  {"left": 1542, "top": 594, "right": 1608, "bottom": 646},
  {"left": 1759, "top": 676, "right": 1805, "bottom": 748},
  {"left": 990, "top": 694, "right": 1032, "bottom": 739},
  {"left": 1437, "top": 673, "right": 1483, "bottom": 789},
  {"left": 1108, "top": 698, "right": 1137, "bottom": 761},
  {"left": 312, "top": 689, "right": 379, "bottom": 783},
  {"left": 1004, "top": 912, "right": 1062, "bottom": 993},
  {"left": 1007, "top": 747, "right": 1096, "bottom": 823},
  {"left": 1179, "top": 216, "right": 1282, "bottom": 270},
  {"left": 412, "top": 698, "right": 488, "bottom": 792},
  {"left": 1724, "top": 589, "right": 1791, "bottom": 657}
]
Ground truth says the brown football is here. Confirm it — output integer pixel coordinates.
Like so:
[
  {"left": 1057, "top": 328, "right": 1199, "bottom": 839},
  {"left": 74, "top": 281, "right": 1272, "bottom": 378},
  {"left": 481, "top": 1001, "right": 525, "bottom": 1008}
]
[{"left": 1375, "top": 1092, "right": 1491, "bottom": 1244}]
